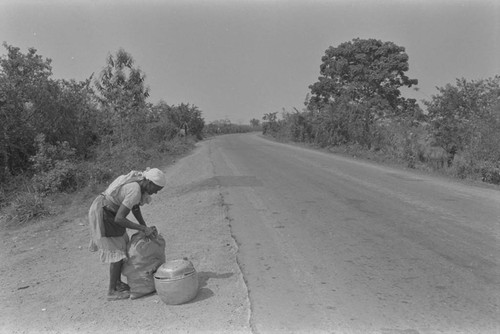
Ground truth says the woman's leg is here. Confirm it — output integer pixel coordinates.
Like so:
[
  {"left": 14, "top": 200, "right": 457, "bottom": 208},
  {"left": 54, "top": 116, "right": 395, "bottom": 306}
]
[
  {"left": 110, "top": 260, "right": 129, "bottom": 291},
  {"left": 107, "top": 260, "right": 129, "bottom": 300},
  {"left": 104, "top": 234, "right": 130, "bottom": 300},
  {"left": 109, "top": 260, "right": 123, "bottom": 292}
]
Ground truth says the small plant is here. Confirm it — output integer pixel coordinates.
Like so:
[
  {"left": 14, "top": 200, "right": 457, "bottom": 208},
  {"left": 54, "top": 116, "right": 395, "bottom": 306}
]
[
  {"left": 4, "top": 190, "right": 50, "bottom": 225},
  {"left": 479, "top": 161, "right": 500, "bottom": 184}
]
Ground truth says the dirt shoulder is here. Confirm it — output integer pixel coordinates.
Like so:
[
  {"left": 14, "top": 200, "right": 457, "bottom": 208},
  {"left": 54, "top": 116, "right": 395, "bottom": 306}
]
[{"left": 0, "top": 140, "right": 252, "bottom": 334}]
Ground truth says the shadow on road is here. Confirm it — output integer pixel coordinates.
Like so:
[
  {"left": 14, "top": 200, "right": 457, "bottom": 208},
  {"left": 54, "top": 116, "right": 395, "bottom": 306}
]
[
  {"left": 198, "top": 271, "right": 234, "bottom": 288},
  {"left": 185, "top": 271, "right": 234, "bottom": 304}
]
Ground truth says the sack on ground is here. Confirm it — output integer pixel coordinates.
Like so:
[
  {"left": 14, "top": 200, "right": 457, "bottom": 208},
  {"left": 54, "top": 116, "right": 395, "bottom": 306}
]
[{"left": 122, "top": 232, "right": 166, "bottom": 299}]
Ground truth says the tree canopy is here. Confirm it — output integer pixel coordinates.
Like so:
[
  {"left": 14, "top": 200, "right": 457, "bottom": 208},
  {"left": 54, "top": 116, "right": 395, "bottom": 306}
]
[
  {"left": 308, "top": 38, "right": 418, "bottom": 112},
  {"left": 425, "top": 76, "right": 500, "bottom": 158},
  {"left": 0, "top": 43, "right": 99, "bottom": 176},
  {"left": 94, "top": 48, "right": 150, "bottom": 144},
  {"left": 0, "top": 43, "right": 53, "bottom": 173},
  {"left": 303, "top": 38, "right": 420, "bottom": 148}
]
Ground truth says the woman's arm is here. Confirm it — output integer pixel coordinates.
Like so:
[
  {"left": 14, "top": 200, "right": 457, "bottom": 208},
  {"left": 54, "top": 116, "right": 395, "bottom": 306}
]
[
  {"left": 131, "top": 205, "right": 147, "bottom": 226},
  {"left": 115, "top": 204, "right": 154, "bottom": 236}
]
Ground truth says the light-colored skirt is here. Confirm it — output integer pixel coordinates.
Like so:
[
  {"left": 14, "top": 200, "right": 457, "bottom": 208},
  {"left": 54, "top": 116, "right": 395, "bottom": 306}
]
[{"left": 88, "top": 195, "right": 129, "bottom": 263}]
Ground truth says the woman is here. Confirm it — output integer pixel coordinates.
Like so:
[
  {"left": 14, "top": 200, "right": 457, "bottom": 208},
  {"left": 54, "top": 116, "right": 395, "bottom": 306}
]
[{"left": 88, "top": 167, "right": 167, "bottom": 301}]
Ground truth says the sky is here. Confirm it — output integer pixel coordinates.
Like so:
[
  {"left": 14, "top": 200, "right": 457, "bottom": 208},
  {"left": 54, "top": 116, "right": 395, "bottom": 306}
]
[{"left": 1, "top": 0, "right": 499, "bottom": 124}]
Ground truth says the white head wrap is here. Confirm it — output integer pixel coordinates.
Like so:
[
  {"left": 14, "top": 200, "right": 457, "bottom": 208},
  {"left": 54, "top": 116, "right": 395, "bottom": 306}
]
[{"left": 143, "top": 167, "right": 166, "bottom": 187}]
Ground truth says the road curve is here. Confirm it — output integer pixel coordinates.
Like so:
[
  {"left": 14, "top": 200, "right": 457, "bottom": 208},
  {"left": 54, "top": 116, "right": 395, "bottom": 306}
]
[{"left": 208, "top": 133, "right": 500, "bottom": 334}]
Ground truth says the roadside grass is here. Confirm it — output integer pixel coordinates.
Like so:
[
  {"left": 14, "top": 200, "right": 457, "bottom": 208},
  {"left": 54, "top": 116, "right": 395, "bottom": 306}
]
[{"left": 262, "top": 133, "right": 500, "bottom": 190}]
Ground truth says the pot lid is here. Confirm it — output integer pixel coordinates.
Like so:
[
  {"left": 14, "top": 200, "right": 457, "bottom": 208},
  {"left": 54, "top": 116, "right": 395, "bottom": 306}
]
[{"left": 155, "top": 259, "right": 195, "bottom": 279}]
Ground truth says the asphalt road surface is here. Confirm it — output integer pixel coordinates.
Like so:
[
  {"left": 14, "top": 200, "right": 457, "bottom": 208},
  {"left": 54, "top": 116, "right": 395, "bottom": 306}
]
[{"left": 207, "top": 133, "right": 499, "bottom": 334}]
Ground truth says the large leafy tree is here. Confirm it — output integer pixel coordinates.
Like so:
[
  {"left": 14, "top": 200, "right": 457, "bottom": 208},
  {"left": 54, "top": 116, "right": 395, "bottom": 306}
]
[
  {"left": 307, "top": 38, "right": 418, "bottom": 148},
  {"left": 94, "top": 48, "right": 150, "bottom": 144},
  {"left": 309, "top": 38, "right": 418, "bottom": 110}
]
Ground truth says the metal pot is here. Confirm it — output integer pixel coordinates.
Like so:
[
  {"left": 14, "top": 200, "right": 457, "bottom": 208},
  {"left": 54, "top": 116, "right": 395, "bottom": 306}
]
[{"left": 154, "top": 259, "right": 199, "bottom": 305}]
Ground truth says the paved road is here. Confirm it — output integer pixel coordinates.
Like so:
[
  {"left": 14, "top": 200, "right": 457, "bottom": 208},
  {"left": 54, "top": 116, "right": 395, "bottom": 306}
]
[{"left": 207, "top": 133, "right": 500, "bottom": 334}]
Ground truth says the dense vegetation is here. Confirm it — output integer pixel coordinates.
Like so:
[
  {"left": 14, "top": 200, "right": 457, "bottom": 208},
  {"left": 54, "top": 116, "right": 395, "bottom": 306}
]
[
  {"left": 205, "top": 118, "right": 261, "bottom": 136},
  {"left": 0, "top": 44, "right": 210, "bottom": 224},
  {"left": 262, "top": 38, "right": 500, "bottom": 185}
]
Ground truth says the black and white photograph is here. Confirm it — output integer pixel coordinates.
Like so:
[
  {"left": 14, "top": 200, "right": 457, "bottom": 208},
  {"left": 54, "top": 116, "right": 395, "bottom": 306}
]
[{"left": 1, "top": 0, "right": 499, "bottom": 333}]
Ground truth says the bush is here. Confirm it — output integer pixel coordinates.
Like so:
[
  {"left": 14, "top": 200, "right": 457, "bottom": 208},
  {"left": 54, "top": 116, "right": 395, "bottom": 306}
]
[
  {"left": 156, "top": 136, "right": 193, "bottom": 154},
  {"left": 449, "top": 152, "right": 489, "bottom": 181},
  {"left": 3, "top": 191, "right": 50, "bottom": 225},
  {"left": 75, "top": 162, "right": 114, "bottom": 188},
  {"left": 30, "top": 134, "right": 78, "bottom": 194},
  {"left": 479, "top": 161, "right": 500, "bottom": 184},
  {"left": 148, "top": 122, "right": 180, "bottom": 142},
  {"left": 32, "top": 160, "right": 78, "bottom": 194},
  {"left": 449, "top": 154, "right": 471, "bottom": 179},
  {"left": 31, "top": 134, "right": 76, "bottom": 172}
]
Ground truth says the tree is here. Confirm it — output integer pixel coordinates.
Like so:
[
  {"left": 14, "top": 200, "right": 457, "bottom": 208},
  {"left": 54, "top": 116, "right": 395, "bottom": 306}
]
[
  {"left": 307, "top": 38, "right": 418, "bottom": 148},
  {"left": 170, "top": 103, "right": 205, "bottom": 139},
  {"left": 0, "top": 43, "right": 53, "bottom": 176},
  {"left": 425, "top": 76, "right": 500, "bottom": 158},
  {"left": 309, "top": 38, "right": 418, "bottom": 110},
  {"left": 262, "top": 112, "right": 278, "bottom": 135},
  {"left": 94, "top": 48, "right": 150, "bottom": 144},
  {"left": 0, "top": 43, "right": 104, "bottom": 181},
  {"left": 250, "top": 118, "right": 260, "bottom": 127},
  {"left": 54, "top": 78, "right": 101, "bottom": 158}
]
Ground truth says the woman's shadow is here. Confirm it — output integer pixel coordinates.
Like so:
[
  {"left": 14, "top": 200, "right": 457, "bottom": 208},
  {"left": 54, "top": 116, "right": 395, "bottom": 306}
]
[{"left": 188, "top": 271, "right": 234, "bottom": 303}]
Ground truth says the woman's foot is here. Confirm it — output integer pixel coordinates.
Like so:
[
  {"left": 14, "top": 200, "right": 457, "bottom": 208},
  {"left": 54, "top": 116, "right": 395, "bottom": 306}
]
[
  {"left": 107, "top": 290, "right": 130, "bottom": 301},
  {"left": 116, "top": 281, "right": 130, "bottom": 292}
]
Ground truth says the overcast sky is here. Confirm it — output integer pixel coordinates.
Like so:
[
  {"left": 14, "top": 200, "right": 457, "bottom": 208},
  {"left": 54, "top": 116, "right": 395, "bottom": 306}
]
[{"left": 1, "top": 0, "right": 499, "bottom": 123}]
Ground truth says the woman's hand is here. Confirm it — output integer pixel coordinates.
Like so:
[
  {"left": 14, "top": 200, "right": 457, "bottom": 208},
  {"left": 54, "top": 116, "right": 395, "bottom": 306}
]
[{"left": 144, "top": 226, "right": 158, "bottom": 238}]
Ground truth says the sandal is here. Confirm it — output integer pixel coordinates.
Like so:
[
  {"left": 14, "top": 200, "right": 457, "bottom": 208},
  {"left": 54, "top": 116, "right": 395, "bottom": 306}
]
[
  {"left": 107, "top": 290, "right": 130, "bottom": 301},
  {"left": 116, "top": 281, "right": 130, "bottom": 292}
]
